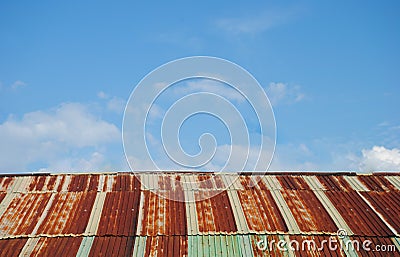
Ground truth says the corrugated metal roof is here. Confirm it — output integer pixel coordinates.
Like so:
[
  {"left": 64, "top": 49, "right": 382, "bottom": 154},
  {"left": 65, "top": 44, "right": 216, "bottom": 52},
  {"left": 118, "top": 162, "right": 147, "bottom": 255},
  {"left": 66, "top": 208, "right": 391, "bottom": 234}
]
[{"left": 0, "top": 172, "right": 399, "bottom": 256}]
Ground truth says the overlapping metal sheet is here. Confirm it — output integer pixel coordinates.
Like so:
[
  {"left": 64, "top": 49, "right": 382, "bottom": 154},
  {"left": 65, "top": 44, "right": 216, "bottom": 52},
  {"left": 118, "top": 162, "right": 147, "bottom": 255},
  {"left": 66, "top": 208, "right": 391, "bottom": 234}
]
[{"left": 0, "top": 172, "right": 398, "bottom": 256}]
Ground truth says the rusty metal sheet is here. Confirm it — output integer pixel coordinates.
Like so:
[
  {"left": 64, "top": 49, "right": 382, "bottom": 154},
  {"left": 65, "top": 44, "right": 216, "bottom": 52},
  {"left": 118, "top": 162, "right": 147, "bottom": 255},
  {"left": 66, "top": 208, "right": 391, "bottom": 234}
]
[
  {"left": 88, "top": 236, "right": 135, "bottom": 257},
  {"left": 317, "top": 176, "right": 353, "bottom": 191},
  {"left": 325, "top": 191, "right": 393, "bottom": 236},
  {"left": 0, "top": 177, "right": 14, "bottom": 192},
  {"left": 236, "top": 189, "right": 287, "bottom": 233},
  {"left": 143, "top": 236, "right": 188, "bottom": 257},
  {"left": 358, "top": 175, "right": 398, "bottom": 192},
  {"left": 0, "top": 238, "right": 28, "bottom": 257},
  {"left": 276, "top": 175, "right": 310, "bottom": 190},
  {"left": 139, "top": 190, "right": 187, "bottom": 236},
  {"left": 0, "top": 193, "right": 4, "bottom": 204},
  {"left": 280, "top": 189, "right": 338, "bottom": 233},
  {"left": 96, "top": 191, "right": 141, "bottom": 236},
  {"left": 361, "top": 191, "right": 400, "bottom": 234},
  {"left": 194, "top": 190, "right": 237, "bottom": 233},
  {"left": 36, "top": 192, "right": 97, "bottom": 235},
  {"left": 112, "top": 173, "right": 141, "bottom": 191},
  {"left": 27, "top": 237, "right": 82, "bottom": 257},
  {"left": 0, "top": 193, "right": 51, "bottom": 236}
]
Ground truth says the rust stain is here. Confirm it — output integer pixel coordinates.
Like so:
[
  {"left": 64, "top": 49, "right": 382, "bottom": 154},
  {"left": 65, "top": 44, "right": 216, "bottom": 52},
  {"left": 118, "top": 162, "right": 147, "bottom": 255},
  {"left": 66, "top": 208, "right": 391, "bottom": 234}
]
[
  {"left": 276, "top": 176, "right": 310, "bottom": 190},
  {"left": 317, "top": 176, "right": 353, "bottom": 191},
  {"left": 141, "top": 189, "right": 187, "bottom": 236},
  {"left": 0, "top": 177, "right": 14, "bottom": 192},
  {"left": 280, "top": 190, "right": 337, "bottom": 232},
  {"left": 361, "top": 191, "right": 399, "bottom": 233},
  {"left": 145, "top": 236, "right": 188, "bottom": 257},
  {"left": 0, "top": 238, "right": 28, "bottom": 257},
  {"left": 30, "top": 237, "right": 82, "bottom": 257},
  {"left": 36, "top": 192, "right": 96, "bottom": 234},
  {"left": 237, "top": 189, "right": 287, "bottom": 232},
  {"left": 325, "top": 191, "right": 393, "bottom": 236},
  {"left": 195, "top": 190, "right": 237, "bottom": 233},
  {"left": 0, "top": 193, "right": 51, "bottom": 236},
  {"left": 97, "top": 191, "right": 141, "bottom": 236},
  {"left": 358, "top": 175, "right": 397, "bottom": 191},
  {"left": 89, "top": 236, "right": 135, "bottom": 257}
]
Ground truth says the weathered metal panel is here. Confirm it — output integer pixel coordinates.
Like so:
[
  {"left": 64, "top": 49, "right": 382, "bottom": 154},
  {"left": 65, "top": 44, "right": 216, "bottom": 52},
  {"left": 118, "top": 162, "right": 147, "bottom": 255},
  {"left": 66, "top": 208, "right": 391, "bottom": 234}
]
[
  {"left": 0, "top": 193, "right": 51, "bottom": 237},
  {"left": 0, "top": 238, "right": 28, "bottom": 257},
  {"left": 280, "top": 189, "right": 337, "bottom": 233},
  {"left": 360, "top": 191, "right": 400, "bottom": 234},
  {"left": 88, "top": 236, "right": 135, "bottom": 257},
  {"left": 276, "top": 176, "right": 310, "bottom": 190},
  {"left": 36, "top": 192, "right": 96, "bottom": 235},
  {"left": 325, "top": 191, "right": 393, "bottom": 236},
  {"left": 0, "top": 177, "right": 14, "bottom": 192},
  {"left": 139, "top": 190, "right": 187, "bottom": 236},
  {"left": 142, "top": 236, "right": 188, "bottom": 257},
  {"left": 28, "top": 237, "right": 82, "bottom": 257},
  {"left": 358, "top": 175, "right": 398, "bottom": 192},
  {"left": 236, "top": 189, "right": 287, "bottom": 233},
  {"left": 96, "top": 191, "right": 141, "bottom": 236},
  {"left": 194, "top": 191, "right": 237, "bottom": 234},
  {"left": 317, "top": 176, "right": 353, "bottom": 191}
]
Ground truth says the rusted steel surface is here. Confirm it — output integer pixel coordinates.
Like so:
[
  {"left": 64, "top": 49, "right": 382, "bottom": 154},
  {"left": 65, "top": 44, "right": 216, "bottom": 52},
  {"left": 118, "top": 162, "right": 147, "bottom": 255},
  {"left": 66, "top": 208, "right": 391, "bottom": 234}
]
[
  {"left": 0, "top": 172, "right": 399, "bottom": 256},
  {"left": 280, "top": 190, "right": 337, "bottom": 232},
  {"left": 237, "top": 189, "right": 287, "bottom": 232},
  {"left": 276, "top": 175, "right": 310, "bottom": 190},
  {"left": 317, "top": 176, "right": 353, "bottom": 191},
  {"left": 361, "top": 191, "right": 400, "bottom": 233},
  {"left": 0, "top": 193, "right": 51, "bottom": 236},
  {"left": 0, "top": 177, "right": 13, "bottom": 192},
  {"left": 89, "top": 236, "right": 135, "bottom": 257},
  {"left": 36, "top": 192, "right": 96, "bottom": 234},
  {"left": 325, "top": 191, "right": 394, "bottom": 236},
  {"left": 29, "top": 237, "right": 82, "bottom": 257},
  {"left": 97, "top": 191, "right": 141, "bottom": 236},
  {"left": 0, "top": 238, "right": 28, "bottom": 257},
  {"left": 358, "top": 175, "right": 398, "bottom": 191},
  {"left": 194, "top": 190, "right": 237, "bottom": 233},
  {"left": 140, "top": 191, "right": 187, "bottom": 236},
  {"left": 144, "top": 236, "right": 188, "bottom": 257}
]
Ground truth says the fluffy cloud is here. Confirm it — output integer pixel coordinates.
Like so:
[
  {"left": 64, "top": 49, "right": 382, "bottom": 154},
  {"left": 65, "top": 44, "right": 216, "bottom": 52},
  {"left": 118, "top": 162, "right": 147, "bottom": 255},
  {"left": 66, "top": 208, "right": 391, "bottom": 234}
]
[
  {"left": 360, "top": 146, "right": 400, "bottom": 172},
  {"left": 0, "top": 103, "right": 120, "bottom": 172},
  {"left": 266, "top": 82, "right": 305, "bottom": 106}
]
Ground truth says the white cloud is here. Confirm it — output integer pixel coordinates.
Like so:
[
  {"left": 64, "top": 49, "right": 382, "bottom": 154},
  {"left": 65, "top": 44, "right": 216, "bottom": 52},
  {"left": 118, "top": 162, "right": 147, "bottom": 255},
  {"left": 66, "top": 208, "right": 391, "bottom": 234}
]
[
  {"left": 266, "top": 82, "right": 305, "bottom": 106},
  {"left": 360, "top": 146, "right": 400, "bottom": 172},
  {"left": 172, "top": 79, "right": 245, "bottom": 103},
  {"left": 0, "top": 103, "right": 120, "bottom": 172},
  {"left": 11, "top": 80, "right": 27, "bottom": 90},
  {"left": 97, "top": 91, "right": 108, "bottom": 99},
  {"left": 216, "top": 8, "right": 300, "bottom": 35}
]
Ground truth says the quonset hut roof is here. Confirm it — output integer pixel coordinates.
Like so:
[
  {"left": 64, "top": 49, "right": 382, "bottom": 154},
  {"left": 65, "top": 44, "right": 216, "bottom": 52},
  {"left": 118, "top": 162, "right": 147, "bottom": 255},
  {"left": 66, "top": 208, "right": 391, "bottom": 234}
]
[{"left": 0, "top": 172, "right": 399, "bottom": 256}]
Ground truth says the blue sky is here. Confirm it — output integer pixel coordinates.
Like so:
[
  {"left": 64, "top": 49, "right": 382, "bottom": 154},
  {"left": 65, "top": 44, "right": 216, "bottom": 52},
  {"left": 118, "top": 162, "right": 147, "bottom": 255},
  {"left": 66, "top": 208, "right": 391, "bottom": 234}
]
[{"left": 1, "top": 1, "right": 400, "bottom": 173}]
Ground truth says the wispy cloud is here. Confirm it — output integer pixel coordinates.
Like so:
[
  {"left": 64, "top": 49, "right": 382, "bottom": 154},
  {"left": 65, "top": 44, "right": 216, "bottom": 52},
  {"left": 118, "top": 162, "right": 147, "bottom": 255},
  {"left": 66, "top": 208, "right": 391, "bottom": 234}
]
[
  {"left": 97, "top": 91, "right": 126, "bottom": 114},
  {"left": 216, "top": 7, "right": 301, "bottom": 35},
  {"left": 11, "top": 80, "right": 27, "bottom": 90},
  {"left": 266, "top": 82, "right": 305, "bottom": 106}
]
